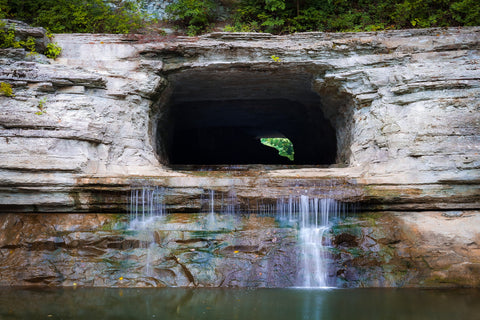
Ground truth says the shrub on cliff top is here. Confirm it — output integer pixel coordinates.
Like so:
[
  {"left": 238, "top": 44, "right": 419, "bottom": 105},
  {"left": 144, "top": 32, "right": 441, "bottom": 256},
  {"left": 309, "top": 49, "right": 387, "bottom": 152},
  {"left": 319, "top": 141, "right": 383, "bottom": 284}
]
[
  {"left": 0, "top": 0, "right": 149, "bottom": 33},
  {"left": 226, "top": 0, "right": 480, "bottom": 33},
  {"left": 166, "top": 0, "right": 218, "bottom": 36}
]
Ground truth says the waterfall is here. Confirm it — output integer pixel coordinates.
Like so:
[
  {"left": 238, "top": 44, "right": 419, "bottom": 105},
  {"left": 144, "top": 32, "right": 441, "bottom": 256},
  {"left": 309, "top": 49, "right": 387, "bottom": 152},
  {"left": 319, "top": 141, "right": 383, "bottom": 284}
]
[
  {"left": 207, "top": 189, "right": 216, "bottom": 226},
  {"left": 277, "top": 195, "right": 344, "bottom": 288},
  {"left": 129, "top": 186, "right": 166, "bottom": 229},
  {"left": 129, "top": 185, "right": 348, "bottom": 288}
]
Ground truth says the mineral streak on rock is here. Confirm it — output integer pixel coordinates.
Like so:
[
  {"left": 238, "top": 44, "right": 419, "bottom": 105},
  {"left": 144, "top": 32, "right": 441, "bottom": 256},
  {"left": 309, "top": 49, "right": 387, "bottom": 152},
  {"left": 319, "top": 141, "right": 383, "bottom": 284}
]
[{"left": 1, "top": 211, "right": 479, "bottom": 288}]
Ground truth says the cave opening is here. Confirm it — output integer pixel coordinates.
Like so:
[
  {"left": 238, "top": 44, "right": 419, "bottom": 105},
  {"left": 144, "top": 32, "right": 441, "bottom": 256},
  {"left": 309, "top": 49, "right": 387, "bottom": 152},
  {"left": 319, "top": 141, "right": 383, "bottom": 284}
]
[{"left": 154, "top": 66, "right": 343, "bottom": 167}]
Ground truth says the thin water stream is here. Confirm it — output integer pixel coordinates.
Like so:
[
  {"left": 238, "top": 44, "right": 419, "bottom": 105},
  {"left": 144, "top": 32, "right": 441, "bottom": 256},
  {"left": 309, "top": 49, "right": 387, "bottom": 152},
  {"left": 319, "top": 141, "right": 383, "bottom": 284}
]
[{"left": 129, "top": 186, "right": 349, "bottom": 288}]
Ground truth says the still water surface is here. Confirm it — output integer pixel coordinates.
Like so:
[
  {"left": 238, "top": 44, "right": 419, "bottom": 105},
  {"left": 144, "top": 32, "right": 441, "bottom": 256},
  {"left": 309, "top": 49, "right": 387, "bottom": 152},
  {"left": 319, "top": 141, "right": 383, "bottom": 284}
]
[{"left": 1, "top": 287, "right": 479, "bottom": 320}]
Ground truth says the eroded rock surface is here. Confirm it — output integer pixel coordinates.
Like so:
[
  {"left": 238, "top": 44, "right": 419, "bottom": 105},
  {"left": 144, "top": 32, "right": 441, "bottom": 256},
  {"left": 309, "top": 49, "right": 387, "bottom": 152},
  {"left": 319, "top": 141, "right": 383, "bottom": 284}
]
[
  {"left": 0, "top": 26, "right": 479, "bottom": 212},
  {"left": 332, "top": 211, "right": 480, "bottom": 287},
  {"left": 0, "top": 24, "right": 479, "bottom": 288},
  {"left": 1, "top": 211, "right": 478, "bottom": 288},
  {"left": 0, "top": 213, "right": 297, "bottom": 287}
]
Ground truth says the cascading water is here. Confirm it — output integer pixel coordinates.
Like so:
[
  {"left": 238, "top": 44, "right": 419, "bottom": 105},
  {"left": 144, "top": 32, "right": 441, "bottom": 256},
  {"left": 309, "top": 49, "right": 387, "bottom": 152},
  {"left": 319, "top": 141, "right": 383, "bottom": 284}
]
[
  {"left": 129, "top": 186, "right": 167, "bottom": 277},
  {"left": 277, "top": 195, "right": 344, "bottom": 288},
  {"left": 129, "top": 186, "right": 166, "bottom": 229},
  {"left": 129, "top": 185, "right": 349, "bottom": 288}
]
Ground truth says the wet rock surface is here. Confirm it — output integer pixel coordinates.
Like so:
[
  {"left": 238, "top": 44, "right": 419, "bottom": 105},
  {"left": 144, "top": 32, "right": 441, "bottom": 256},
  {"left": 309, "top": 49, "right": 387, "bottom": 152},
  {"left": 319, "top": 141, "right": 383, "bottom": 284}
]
[
  {"left": 0, "top": 213, "right": 298, "bottom": 287},
  {"left": 1, "top": 211, "right": 479, "bottom": 288},
  {"left": 331, "top": 211, "right": 480, "bottom": 288}
]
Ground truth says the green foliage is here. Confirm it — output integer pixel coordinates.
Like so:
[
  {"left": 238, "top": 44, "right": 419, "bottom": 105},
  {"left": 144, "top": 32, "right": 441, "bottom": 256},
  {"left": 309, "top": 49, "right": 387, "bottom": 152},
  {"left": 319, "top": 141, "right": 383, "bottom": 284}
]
[
  {"left": 0, "top": 23, "right": 17, "bottom": 48},
  {"left": 45, "top": 42, "right": 62, "bottom": 59},
  {"left": 270, "top": 54, "right": 281, "bottom": 62},
  {"left": 35, "top": 97, "right": 47, "bottom": 115},
  {"left": 451, "top": 0, "right": 480, "bottom": 25},
  {"left": 225, "top": 0, "right": 480, "bottom": 34},
  {"left": 0, "top": 81, "right": 13, "bottom": 97},
  {"left": 0, "top": 0, "right": 478, "bottom": 36},
  {"left": 0, "top": 22, "right": 61, "bottom": 57},
  {"left": 0, "top": 22, "right": 39, "bottom": 54},
  {"left": 24, "top": 36, "right": 35, "bottom": 52},
  {"left": 260, "top": 137, "right": 294, "bottom": 161},
  {"left": 0, "top": 0, "right": 8, "bottom": 19},
  {"left": 1, "top": 0, "right": 149, "bottom": 33},
  {"left": 166, "top": 0, "right": 217, "bottom": 36}
]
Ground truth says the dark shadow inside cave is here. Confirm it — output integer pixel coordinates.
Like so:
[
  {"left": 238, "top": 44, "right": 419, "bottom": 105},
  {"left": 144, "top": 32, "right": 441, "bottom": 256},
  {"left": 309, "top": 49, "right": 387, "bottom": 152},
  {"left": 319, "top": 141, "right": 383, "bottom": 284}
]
[
  {"left": 155, "top": 66, "right": 342, "bottom": 166},
  {"left": 169, "top": 99, "right": 336, "bottom": 165}
]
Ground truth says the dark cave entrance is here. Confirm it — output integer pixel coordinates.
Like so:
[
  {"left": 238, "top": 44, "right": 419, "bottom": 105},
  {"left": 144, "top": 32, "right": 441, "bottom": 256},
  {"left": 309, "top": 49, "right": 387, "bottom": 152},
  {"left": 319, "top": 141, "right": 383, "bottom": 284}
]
[
  {"left": 154, "top": 66, "right": 343, "bottom": 166},
  {"left": 169, "top": 99, "right": 336, "bottom": 165}
]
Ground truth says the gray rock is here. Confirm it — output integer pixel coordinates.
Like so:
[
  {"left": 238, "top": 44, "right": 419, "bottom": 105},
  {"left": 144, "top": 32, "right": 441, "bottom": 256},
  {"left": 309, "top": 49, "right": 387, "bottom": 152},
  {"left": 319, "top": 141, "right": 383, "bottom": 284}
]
[
  {"left": 0, "top": 27, "right": 478, "bottom": 212},
  {"left": 1, "top": 19, "right": 50, "bottom": 53},
  {"left": 442, "top": 211, "right": 464, "bottom": 218}
]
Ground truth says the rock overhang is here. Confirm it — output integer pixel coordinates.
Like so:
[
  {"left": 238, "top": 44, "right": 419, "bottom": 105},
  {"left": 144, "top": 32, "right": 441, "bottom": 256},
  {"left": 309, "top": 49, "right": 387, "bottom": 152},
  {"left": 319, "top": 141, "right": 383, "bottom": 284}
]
[{"left": 0, "top": 27, "right": 479, "bottom": 212}]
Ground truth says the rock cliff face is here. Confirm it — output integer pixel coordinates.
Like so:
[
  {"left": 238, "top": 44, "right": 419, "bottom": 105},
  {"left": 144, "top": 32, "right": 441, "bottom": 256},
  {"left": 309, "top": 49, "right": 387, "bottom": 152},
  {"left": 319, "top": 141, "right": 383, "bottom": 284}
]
[
  {"left": 1, "top": 210, "right": 479, "bottom": 288},
  {"left": 0, "top": 23, "right": 479, "bottom": 288},
  {"left": 0, "top": 25, "right": 478, "bottom": 212}
]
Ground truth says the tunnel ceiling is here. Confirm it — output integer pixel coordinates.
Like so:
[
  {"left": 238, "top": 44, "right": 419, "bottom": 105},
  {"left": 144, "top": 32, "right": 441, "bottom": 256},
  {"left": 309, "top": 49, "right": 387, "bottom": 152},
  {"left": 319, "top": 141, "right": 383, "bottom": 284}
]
[
  {"left": 169, "top": 67, "right": 321, "bottom": 104},
  {"left": 159, "top": 66, "right": 338, "bottom": 166}
]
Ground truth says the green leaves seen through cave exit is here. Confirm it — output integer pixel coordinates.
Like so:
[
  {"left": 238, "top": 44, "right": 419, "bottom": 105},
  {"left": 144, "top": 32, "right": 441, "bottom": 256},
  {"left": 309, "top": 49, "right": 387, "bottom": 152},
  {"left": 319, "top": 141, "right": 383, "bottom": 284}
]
[{"left": 261, "top": 137, "right": 294, "bottom": 161}]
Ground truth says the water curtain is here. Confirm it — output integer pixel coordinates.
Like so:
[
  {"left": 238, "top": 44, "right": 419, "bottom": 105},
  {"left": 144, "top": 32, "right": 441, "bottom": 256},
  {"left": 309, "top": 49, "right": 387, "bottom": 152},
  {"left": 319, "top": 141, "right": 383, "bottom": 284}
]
[{"left": 129, "top": 186, "right": 348, "bottom": 288}]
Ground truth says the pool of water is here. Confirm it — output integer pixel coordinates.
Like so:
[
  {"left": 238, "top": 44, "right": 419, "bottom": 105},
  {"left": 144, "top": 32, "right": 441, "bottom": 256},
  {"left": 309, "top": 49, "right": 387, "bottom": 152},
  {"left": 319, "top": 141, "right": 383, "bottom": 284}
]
[{"left": 1, "top": 287, "right": 479, "bottom": 320}]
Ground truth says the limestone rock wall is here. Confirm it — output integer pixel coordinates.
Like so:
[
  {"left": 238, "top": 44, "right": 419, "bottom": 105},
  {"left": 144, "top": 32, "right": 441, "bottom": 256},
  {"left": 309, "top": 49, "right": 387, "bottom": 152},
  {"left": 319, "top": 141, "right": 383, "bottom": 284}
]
[
  {"left": 0, "top": 25, "right": 479, "bottom": 288},
  {"left": 0, "top": 26, "right": 479, "bottom": 211},
  {"left": 0, "top": 213, "right": 298, "bottom": 287}
]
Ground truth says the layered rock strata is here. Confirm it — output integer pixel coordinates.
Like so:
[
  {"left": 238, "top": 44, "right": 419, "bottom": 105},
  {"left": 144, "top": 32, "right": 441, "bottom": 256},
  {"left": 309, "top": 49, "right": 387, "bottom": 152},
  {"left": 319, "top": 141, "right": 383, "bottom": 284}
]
[
  {"left": 0, "top": 23, "right": 479, "bottom": 288},
  {"left": 0, "top": 25, "right": 478, "bottom": 212},
  {"left": 1, "top": 211, "right": 478, "bottom": 288}
]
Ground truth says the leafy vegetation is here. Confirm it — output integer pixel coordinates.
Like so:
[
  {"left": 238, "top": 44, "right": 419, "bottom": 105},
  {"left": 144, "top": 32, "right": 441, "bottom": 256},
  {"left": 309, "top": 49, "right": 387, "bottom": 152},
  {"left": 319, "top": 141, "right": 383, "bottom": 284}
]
[
  {"left": 225, "top": 0, "right": 480, "bottom": 33},
  {"left": 270, "top": 54, "right": 282, "bottom": 62},
  {"left": 0, "top": 81, "right": 13, "bottom": 97},
  {"left": 261, "top": 137, "right": 294, "bottom": 161},
  {"left": 0, "top": 21, "right": 62, "bottom": 58},
  {"left": 45, "top": 42, "right": 62, "bottom": 59},
  {"left": 35, "top": 97, "right": 47, "bottom": 115},
  {"left": 166, "top": 0, "right": 218, "bottom": 36},
  {"left": 0, "top": 0, "right": 478, "bottom": 35},
  {"left": 0, "top": 21, "right": 39, "bottom": 52},
  {"left": 0, "top": 0, "right": 149, "bottom": 33}
]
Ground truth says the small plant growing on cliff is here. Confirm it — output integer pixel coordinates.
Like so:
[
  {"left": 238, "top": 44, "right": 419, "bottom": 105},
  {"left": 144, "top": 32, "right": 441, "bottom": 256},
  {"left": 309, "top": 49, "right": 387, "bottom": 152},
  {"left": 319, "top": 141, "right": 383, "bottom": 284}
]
[
  {"left": 0, "top": 25, "right": 20, "bottom": 48},
  {"left": 270, "top": 55, "right": 282, "bottom": 62},
  {"left": 25, "top": 36, "right": 38, "bottom": 56},
  {"left": 45, "top": 42, "right": 62, "bottom": 59},
  {"left": 0, "top": 23, "right": 39, "bottom": 55},
  {"left": 35, "top": 97, "right": 47, "bottom": 115},
  {"left": 0, "top": 82, "right": 13, "bottom": 97}
]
